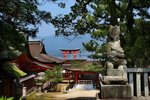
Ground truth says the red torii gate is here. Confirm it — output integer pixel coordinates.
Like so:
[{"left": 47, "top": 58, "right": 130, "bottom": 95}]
[{"left": 60, "top": 49, "right": 80, "bottom": 60}]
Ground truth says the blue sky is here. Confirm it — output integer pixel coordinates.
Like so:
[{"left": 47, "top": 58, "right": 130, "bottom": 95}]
[
  {"left": 30, "top": 1, "right": 92, "bottom": 59},
  {"left": 36, "top": 1, "right": 150, "bottom": 38},
  {"left": 37, "top": 0, "right": 75, "bottom": 37}
]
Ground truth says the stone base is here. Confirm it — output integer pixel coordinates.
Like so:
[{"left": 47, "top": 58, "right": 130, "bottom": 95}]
[
  {"left": 100, "top": 82, "right": 131, "bottom": 99},
  {"left": 103, "top": 76, "right": 128, "bottom": 84}
]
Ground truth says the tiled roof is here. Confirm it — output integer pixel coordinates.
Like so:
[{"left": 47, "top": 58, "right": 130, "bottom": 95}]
[
  {"left": 33, "top": 61, "right": 52, "bottom": 69},
  {"left": 28, "top": 41, "right": 43, "bottom": 57},
  {"left": 39, "top": 53, "right": 64, "bottom": 63},
  {"left": 28, "top": 41, "right": 64, "bottom": 63},
  {"left": 17, "top": 53, "right": 51, "bottom": 72}
]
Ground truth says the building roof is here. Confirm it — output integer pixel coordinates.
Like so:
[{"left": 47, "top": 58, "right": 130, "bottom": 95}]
[
  {"left": 37, "top": 53, "right": 65, "bottom": 63},
  {"left": 14, "top": 40, "right": 65, "bottom": 73},
  {"left": 28, "top": 41, "right": 43, "bottom": 57},
  {"left": 28, "top": 41, "right": 64, "bottom": 63},
  {"left": 17, "top": 53, "right": 50, "bottom": 72}
]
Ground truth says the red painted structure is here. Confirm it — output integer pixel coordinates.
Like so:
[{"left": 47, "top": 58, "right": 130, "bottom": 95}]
[
  {"left": 16, "top": 41, "right": 64, "bottom": 73},
  {"left": 16, "top": 53, "right": 49, "bottom": 72},
  {"left": 59, "top": 48, "right": 99, "bottom": 84},
  {"left": 60, "top": 49, "right": 80, "bottom": 60},
  {"left": 62, "top": 60, "right": 99, "bottom": 84},
  {"left": 63, "top": 68, "right": 99, "bottom": 84}
]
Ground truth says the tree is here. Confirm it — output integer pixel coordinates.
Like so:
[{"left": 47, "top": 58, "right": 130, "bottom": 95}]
[
  {"left": 52, "top": 0, "right": 150, "bottom": 67},
  {"left": 0, "top": 1, "right": 63, "bottom": 95},
  {"left": 0, "top": 0, "right": 52, "bottom": 52},
  {"left": 71, "top": 60, "right": 104, "bottom": 73},
  {"left": 44, "top": 66, "right": 63, "bottom": 83},
  {"left": 44, "top": 66, "right": 63, "bottom": 91},
  {"left": 0, "top": 0, "right": 66, "bottom": 59}
]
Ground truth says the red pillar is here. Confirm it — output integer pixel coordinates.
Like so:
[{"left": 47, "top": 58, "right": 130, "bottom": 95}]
[
  {"left": 74, "top": 71, "right": 78, "bottom": 84},
  {"left": 62, "top": 51, "right": 67, "bottom": 60},
  {"left": 73, "top": 51, "right": 77, "bottom": 59}
]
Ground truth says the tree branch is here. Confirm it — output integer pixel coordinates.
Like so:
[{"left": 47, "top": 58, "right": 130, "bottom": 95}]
[
  {"left": 133, "top": 2, "right": 150, "bottom": 9},
  {"left": 107, "top": 0, "right": 118, "bottom": 25}
]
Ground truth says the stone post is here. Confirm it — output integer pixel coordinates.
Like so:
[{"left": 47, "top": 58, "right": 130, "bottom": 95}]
[
  {"left": 22, "top": 87, "right": 27, "bottom": 97},
  {"left": 129, "top": 73, "right": 134, "bottom": 96},
  {"left": 136, "top": 73, "right": 141, "bottom": 96},
  {"left": 144, "top": 73, "right": 149, "bottom": 96}
]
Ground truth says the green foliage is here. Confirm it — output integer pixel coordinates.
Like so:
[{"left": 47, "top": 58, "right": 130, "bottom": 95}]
[
  {"left": 124, "top": 19, "right": 150, "bottom": 67},
  {"left": 83, "top": 40, "right": 99, "bottom": 52},
  {"left": 0, "top": 96, "right": 13, "bottom": 100},
  {"left": 0, "top": 0, "right": 54, "bottom": 55},
  {"left": 71, "top": 61, "right": 81, "bottom": 68},
  {"left": 83, "top": 41, "right": 107, "bottom": 60},
  {"left": 82, "top": 62, "right": 104, "bottom": 73},
  {"left": 2, "top": 63, "right": 27, "bottom": 78},
  {"left": 71, "top": 61, "right": 104, "bottom": 73},
  {"left": 52, "top": 0, "right": 150, "bottom": 67},
  {"left": 44, "top": 66, "right": 63, "bottom": 83},
  {"left": 91, "top": 29, "right": 107, "bottom": 39}
]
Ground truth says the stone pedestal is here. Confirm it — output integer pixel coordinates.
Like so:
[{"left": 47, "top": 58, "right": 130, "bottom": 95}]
[
  {"left": 100, "top": 82, "right": 131, "bottom": 99},
  {"left": 103, "top": 76, "right": 128, "bottom": 84}
]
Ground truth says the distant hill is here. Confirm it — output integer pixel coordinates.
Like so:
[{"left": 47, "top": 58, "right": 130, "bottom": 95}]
[{"left": 32, "top": 34, "right": 93, "bottom": 59}]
